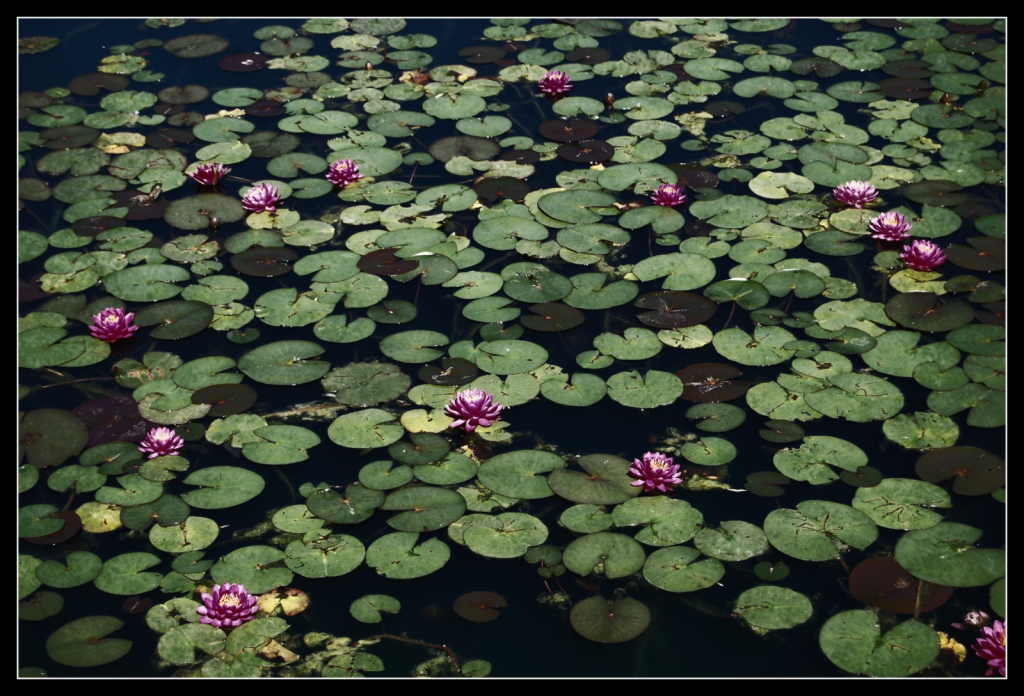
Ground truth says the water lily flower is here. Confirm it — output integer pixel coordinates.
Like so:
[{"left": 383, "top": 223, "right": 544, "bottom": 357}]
[
  {"left": 138, "top": 427, "right": 184, "bottom": 459},
  {"left": 973, "top": 619, "right": 1005, "bottom": 677},
  {"left": 89, "top": 307, "right": 139, "bottom": 343},
  {"left": 868, "top": 211, "right": 912, "bottom": 241},
  {"left": 326, "top": 158, "right": 363, "bottom": 188},
  {"left": 188, "top": 163, "right": 229, "bottom": 186},
  {"left": 538, "top": 70, "right": 572, "bottom": 95},
  {"left": 445, "top": 389, "right": 503, "bottom": 433},
  {"left": 651, "top": 183, "right": 686, "bottom": 207},
  {"left": 832, "top": 180, "right": 878, "bottom": 209},
  {"left": 196, "top": 583, "right": 259, "bottom": 628},
  {"left": 241, "top": 182, "right": 280, "bottom": 213},
  {"left": 629, "top": 451, "right": 683, "bottom": 493},
  {"left": 900, "top": 239, "right": 947, "bottom": 272}
]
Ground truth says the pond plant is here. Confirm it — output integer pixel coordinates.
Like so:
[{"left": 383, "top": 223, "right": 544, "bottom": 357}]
[{"left": 18, "top": 16, "right": 1005, "bottom": 679}]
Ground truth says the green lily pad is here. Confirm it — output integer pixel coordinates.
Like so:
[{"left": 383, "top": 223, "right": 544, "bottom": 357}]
[
  {"left": 612, "top": 496, "right": 703, "bottom": 546},
  {"left": 94, "top": 552, "right": 162, "bottom": 595},
  {"left": 382, "top": 487, "right": 466, "bottom": 532},
  {"left": 606, "top": 369, "right": 683, "bottom": 408},
  {"left": 157, "top": 623, "right": 226, "bottom": 666},
  {"left": 894, "top": 521, "right": 1004, "bottom": 587},
  {"left": 851, "top": 478, "right": 950, "bottom": 530},
  {"left": 563, "top": 532, "right": 646, "bottom": 579},
  {"left": 735, "top": 586, "right": 812, "bottom": 630},
  {"left": 238, "top": 340, "right": 330, "bottom": 385},
  {"left": 765, "top": 500, "right": 877, "bottom": 562},
  {"left": 694, "top": 520, "right": 769, "bottom": 561},
  {"left": 463, "top": 512, "right": 548, "bottom": 559},
  {"left": 713, "top": 326, "right": 796, "bottom": 366},
  {"left": 642, "top": 546, "right": 724, "bottom": 593},
  {"left": 46, "top": 616, "right": 132, "bottom": 667},
  {"left": 35, "top": 551, "right": 103, "bottom": 589},
  {"left": 365, "top": 532, "right": 450, "bottom": 579},
  {"left": 569, "top": 596, "right": 650, "bottom": 643},
  {"left": 180, "top": 466, "right": 265, "bottom": 509},
  {"left": 306, "top": 483, "right": 384, "bottom": 525},
  {"left": 820, "top": 611, "right": 939, "bottom": 677},
  {"left": 284, "top": 532, "right": 365, "bottom": 578},
  {"left": 327, "top": 408, "right": 404, "bottom": 449},
  {"left": 547, "top": 453, "right": 641, "bottom": 504},
  {"left": 773, "top": 436, "right": 867, "bottom": 485},
  {"left": 350, "top": 595, "right": 401, "bottom": 624},
  {"left": 477, "top": 450, "right": 563, "bottom": 499},
  {"left": 210, "top": 545, "right": 292, "bottom": 594}
]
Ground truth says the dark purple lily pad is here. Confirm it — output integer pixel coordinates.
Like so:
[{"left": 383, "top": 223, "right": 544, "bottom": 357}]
[
  {"left": 107, "top": 190, "right": 167, "bottom": 221},
  {"left": 521, "top": 303, "right": 585, "bottom": 332},
  {"left": 474, "top": 177, "right": 530, "bottom": 204},
  {"left": 880, "top": 78, "right": 932, "bottom": 100},
  {"left": 556, "top": 140, "right": 614, "bottom": 164},
  {"left": 454, "top": 591, "right": 507, "bottom": 623},
  {"left": 191, "top": 384, "right": 258, "bottom": 417},
  {"left": 219, "top": 53, "right": 269, "bottom": 72},
  {"left": 849, "top": 556, "right": 953, "bottom": 614},
  {"left": 499, "top": 149, "right": 540, "bottom": 165},
  {"left": 635, "top": 291, "right": 717, "bottom": 329},
  {"left": 900, "top": 180, "right": 967, "bottom": 207},
  {"left": 153, "top": 103, "right": 185, "bottom": 117},
  {"left": 357, "top": 248, "right": 419, "bottom": 276},
  {"left": 122, "top": 596, "right": 153, "bottom": 614},
  {"left": 538, "top": 119, "right": 600, "bottom": 143},
  {"left": 885, "top": 292, "right": 975, "bottom": 332},
  {"left": 418, "top": 358, "right": 479, "bottom": 387},
  {"left": 865, "top": 18, "right": 912, "bottom": 29},
  {"left": 245, "top": 101, "right": 287, "bottom": 118},
  {"left": 952, "top": 201, "right": 994, "bottom": 220},
  {"left": 40, "top": 125, "right": 100, "bottom": 150},
  {"left": 458, "top": 45, "right": 507, "bottom": 64},
  {"left": 759, "top": 419, "right": 805, "bottom": 444},
  {"left": 71, "top": 395, "right": 148, "bottom": 447},
  {"left": 839, "top": 465, "right": 884, "bottom": 488},
  {"left": 704, "top": 101, "right": 746, "bottom": 118},
  {"left": 565, "top": 47, "right": 611, "bottom": 65},
  {"left": 157, "top": 85, "right": 210, "bottom": 105},
  {"left": 676, "top": 363, "right": 749, "bottom": 402},
  {"left": 22, "top": 511, "right": 83, "bottom": 546},
  {"left": 71, "top": 215, "right": 125, "bottom": 237},
  {"left": 231, "top": 247, "right": 298, "bottom": 277},
  {"left": 428, "top": 135, "right": 500, "bottom": 163},
  {"left": 915, "top": 446, "right": 1004, "bottom": 496},
  {"left": 945, "top": 237, "right": 1005, "bottom": 272},
  {"left": 880, "top": 60, "right": 936, "bottom": 79},
  {"left": 20, "top": 91, "right": 53, "bottom": 109},
  {"left": 670, "top": 164, "right": 720, "bottom": 190},
  {"left": 976, "top": 301, "right": 1004, "bottom": 326},
  {"left": 68, "top": 72, "right": 129, "bottom": 97},
  {"left": 945, "top": 21, "right": 994, "bottom": 34}
]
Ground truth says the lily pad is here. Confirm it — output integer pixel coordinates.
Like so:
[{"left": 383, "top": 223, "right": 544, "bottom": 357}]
[
  {"left": 765, "top": 500, "right": 877, "bottom": 562},
  {"left": 570, "top": 596, "right": 650, "bottom": 643},
  {"left": 365, "top": 532, "right": 450, "bottom": 579},
  {"left": 819, "top": 610, "right": 939, "bottom": 677},
  {"left": 894, "top": 521, "right": 1005, "bottom": 587},
  {"left": 735, "top": 586, "right": 812, "bottom": 631},
  {"left": 46, "top": 616, "right": 132, "bottom": 667}
]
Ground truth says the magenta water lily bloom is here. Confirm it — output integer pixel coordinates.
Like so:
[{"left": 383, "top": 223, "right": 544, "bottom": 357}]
[
  {"left": 326, "top": 158, "right": 363, "bottom": 187},
  {"left": 539, "top": 70, "right": 572, "bottom": 95},
  {"left": 630, "top": 452, "right": 683, "bottom": 493},
  {"left": 900, "top": 239, "right": 947, "bottom": 271},
  {"left": 89, "top": 307, "right": 139, "bottom": 343},
  {"left": 832, "top": 180, "right": 878, "bottom": 209},
  {"left": 138, "top": 427, "right": 184, "bottom": 459},
  {"left": 241, "top": 182, "right": 280, "bottom": 213},
  {"left": 188, "top": 162, "right": 229, "bottom": 186},
  {"left": 196, "top": 583, "right": 260, "bottom": 629},
  {"left": 445, "top": 389, "right": 503, "bottom": 433},
  {"left": 973, "top": 619, "right": 1005, "bottom": 676},
  {"left": 868, "top": 211, "right": 912, "bottom": 241},
  {"left": 651, "top": 183, "right": 686, "bottom": 207}
]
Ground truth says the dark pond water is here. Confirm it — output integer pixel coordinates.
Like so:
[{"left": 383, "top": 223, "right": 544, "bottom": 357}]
[{"left": 18, "top": 18, "right": 1005, "bottom": 678}]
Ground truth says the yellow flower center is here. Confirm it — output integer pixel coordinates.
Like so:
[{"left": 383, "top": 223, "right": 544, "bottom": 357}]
[
  {"left": 104, "top": 315, "right": 120, "bottom": 324},
  {"left": 219, "top": 595, "right": 240, "bottom": 608}
]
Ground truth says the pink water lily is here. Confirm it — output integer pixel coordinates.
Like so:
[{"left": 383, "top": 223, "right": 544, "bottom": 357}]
[
  {"left": 326, "top": 158, "right": 363, "bottom": 187},
  {"left": 138, "top": 427, "right": 184, "bottom": 459},
  {"left": 650, "top": 183, "right": 686, "bottom": 207},
  {"left": 973, "top": 619, "right": 1005, "bottom": 677},
  {"left": 868, "top": 211, "right": 912, "bottom": 241},
  {"left": 900, "top": 239, "right": 947, "bottom": 271},
  {"left": 445, "top": 389, "right": 503, "bottom": 433},
  {"left": 538, "top": 70, "right": 572, "bottom": 95},
  {"left": 89, "top": 307, "right": 139, "bottom": 343},
  {"left": 188, "top": 162, "right": 229, "bottom": 186},
  {"left": 832, "top": 180, "right": 878, "bottom": 209},
  {"left": 241, "top": 182, "right": 280, "bottom": 213},
  {"left": 630, "top": 451, "right": 683, "bottom": 493},
  {"left": 196, "top": 583, "right": 259, "bottom": 628}
]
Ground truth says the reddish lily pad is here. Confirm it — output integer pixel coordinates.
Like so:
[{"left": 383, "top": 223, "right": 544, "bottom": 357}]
[
  {"left": 538, "top": 119, "right": 601, "bottom": 143},
  {"left": 453, "top": 591, "right": 507, "bottom": 622},
  {"left": 885, "top": 292, "right": 974, "bottom": 333},
  {"left": 357, "top": 249, "right": 419, "bottom": 276},
  {"left": 849, "top": 556, "right": 952, "bottom": 614},
  {"left": 635, "top": 291, "right": 717, "bottom": 329},
  {"left": 70, "top": 395, "right": 148, "bottom": 447},
  {"left": 676, "top": 363, "right": 749, "bottom": 402},
  {"left": 68, "top": 72, "right": 129, "bottom": 96},
  {"left": 40, "top": 125, "right": 100, "bottom": 150},
  {"left": 22, "top": 510, "right": 83, "bottom": 545},
  {"left": 944, "top": 237, "right": 1005, "bottom": 272},
  {"left": 521, "top": 303, "right": 585, "bottom": 332},
  {"left": 900, "top": 180, "right": 967, "bottom": 207},
  {"left": 556, "top": 140, "right": 614, "bottom": 164},
  {"left": 474, "top": 177, "right": 530, "bottom": 204},
  {"left": 915, "top": 446, "right": 1004, "bottom": 496},
  {"left": 428, "top": 135, "right": 500, "bottom": 163},
  {"left": 191, "top": 384, "right": 258, "bottom": 417},
  {"left": 458, "top": 46, "right": 507, "bottom": 64},
  {"left": 219, "top": 53, "right": 269, "bottom": 72}
]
